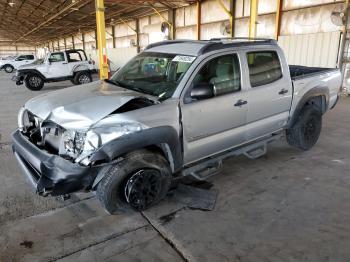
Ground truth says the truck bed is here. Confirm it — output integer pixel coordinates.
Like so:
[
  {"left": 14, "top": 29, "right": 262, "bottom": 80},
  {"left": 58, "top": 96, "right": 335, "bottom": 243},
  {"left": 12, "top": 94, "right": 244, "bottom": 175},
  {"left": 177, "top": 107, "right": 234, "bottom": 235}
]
[{"left": 289, "top": 65, "right": 336, "bottom": 80}]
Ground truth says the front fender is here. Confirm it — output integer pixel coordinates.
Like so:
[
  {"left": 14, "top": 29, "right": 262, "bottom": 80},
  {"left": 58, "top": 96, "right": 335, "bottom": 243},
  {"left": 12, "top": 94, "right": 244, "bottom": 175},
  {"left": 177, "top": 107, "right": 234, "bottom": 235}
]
[{"left": 89, "top": 126, "right": 183, "bottom": 173}]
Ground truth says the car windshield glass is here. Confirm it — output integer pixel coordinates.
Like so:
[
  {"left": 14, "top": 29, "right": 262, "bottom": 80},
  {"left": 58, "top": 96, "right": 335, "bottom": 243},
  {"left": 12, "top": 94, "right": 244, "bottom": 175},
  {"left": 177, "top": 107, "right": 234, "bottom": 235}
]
[{"left": 110, "top": 52, "right": 196, "bottom": 100}]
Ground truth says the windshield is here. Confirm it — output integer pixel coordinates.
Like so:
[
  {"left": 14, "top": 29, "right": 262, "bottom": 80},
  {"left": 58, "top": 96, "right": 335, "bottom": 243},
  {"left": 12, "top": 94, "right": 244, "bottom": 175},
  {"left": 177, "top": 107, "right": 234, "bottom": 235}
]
[{"left": 110, "top": 52, "right": 196, "bottom": 100}]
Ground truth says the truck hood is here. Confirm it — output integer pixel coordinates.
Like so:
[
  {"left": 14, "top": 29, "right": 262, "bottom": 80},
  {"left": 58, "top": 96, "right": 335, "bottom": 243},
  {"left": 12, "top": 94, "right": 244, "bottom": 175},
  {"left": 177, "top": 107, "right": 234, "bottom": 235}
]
[
  {"left": 25, "top": 80, "right": 157, "bottom": 130},
  {"left": 18, "top": 63, "right": 41, "bottom": 70}
]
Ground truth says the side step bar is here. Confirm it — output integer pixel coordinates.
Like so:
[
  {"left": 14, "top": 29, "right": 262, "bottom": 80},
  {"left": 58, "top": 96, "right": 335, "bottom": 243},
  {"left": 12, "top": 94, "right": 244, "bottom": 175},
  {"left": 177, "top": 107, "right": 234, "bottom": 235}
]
[{"left": 182, "top": 133, "right": 283, "bottom": 181}]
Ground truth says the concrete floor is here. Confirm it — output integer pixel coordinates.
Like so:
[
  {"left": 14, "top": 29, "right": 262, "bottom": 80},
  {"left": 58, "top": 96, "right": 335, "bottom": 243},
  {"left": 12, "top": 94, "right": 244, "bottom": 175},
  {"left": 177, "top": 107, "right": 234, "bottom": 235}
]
[{"left": 1, "top": 71, "right": 350, "bottom": 262}]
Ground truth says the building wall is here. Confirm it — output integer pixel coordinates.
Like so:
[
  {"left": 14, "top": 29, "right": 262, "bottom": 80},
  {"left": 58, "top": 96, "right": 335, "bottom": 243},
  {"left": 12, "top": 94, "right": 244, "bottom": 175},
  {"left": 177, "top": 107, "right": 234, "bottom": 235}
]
[
  {"left": 34, "top": 0, "right": 345, "bottom": 67},
  {"left": 0, "top": 45, "right": 36, "bottom": 57}
]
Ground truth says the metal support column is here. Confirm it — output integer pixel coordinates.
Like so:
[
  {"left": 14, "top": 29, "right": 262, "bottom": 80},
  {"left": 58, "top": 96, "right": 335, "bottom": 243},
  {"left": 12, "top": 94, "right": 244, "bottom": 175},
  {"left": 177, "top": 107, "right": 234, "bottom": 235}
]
[
  {"left": 82, "top": 33, "right": 86, "bottom": 50},
  {"left": 339, "top": 0, "right": 350, "bottom": 71},
  {"left": 95, "top": 0, "right": 109, "bottom": 79},
  {"left": 274, "top": 0, "right": 283, "bottom": 40},
  {"left": 168, "top": 8, "right": 176, "bottom": 40},
  {"left": 57, "top": 40, "right": 60, "bottom": 51},
  {"left": 196, "top": 1, "right": 201, "bottom": 40},
  {"left": 136, "top": 18, "right": 141, "bottom": 53},
  {"left": 230, "top": 0, "right": 235, "bottom": 37},
  {"left": 249, "top": 0, "right": 258, "bottom": 38},
  {"left": 111, "top": 25, "right": 116, "bottom": 49},
  {"left": 72, "top": 36, "right": 75, "bottom": 49},
  {"left": 64, "top": 38, "right": 67, "bottom": 50}
]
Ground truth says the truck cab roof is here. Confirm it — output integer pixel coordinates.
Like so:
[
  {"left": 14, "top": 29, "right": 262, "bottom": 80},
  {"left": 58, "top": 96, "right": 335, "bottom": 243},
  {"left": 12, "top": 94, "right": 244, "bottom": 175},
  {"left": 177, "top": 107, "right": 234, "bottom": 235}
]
[{"left": 144, "top": 38, "right": 278, "bottom": 56}]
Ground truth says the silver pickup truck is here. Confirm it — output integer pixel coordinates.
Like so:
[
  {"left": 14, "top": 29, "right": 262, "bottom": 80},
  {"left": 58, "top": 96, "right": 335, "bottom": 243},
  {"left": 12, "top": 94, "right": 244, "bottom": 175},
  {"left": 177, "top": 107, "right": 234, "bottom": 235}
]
[{"left": 12, "top": 38, "right": 341, "bottom": 213}]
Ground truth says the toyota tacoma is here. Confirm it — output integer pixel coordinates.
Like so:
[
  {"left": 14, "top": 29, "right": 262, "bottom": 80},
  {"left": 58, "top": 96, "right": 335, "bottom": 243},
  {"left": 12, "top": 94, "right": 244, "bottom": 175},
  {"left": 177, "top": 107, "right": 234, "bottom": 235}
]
[{"left": 12, "top": 38, "right": 341, "bottom": 213}]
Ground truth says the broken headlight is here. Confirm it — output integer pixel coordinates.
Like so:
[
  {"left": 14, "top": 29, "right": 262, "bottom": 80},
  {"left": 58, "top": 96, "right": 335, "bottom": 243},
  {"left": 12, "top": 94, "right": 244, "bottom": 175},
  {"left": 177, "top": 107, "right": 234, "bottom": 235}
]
[{"left": 59, "top": 130, "right": 87, "bottom": 159}]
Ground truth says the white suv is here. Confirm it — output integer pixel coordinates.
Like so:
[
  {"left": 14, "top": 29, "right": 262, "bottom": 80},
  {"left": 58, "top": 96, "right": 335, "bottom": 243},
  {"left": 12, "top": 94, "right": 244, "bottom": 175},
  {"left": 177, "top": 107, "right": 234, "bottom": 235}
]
[
  {"left": 1, "top": 54, "right": 36, "bottom": 73},
  {"left": 12, "top": 49, "right": 96, "bottom": 91}
]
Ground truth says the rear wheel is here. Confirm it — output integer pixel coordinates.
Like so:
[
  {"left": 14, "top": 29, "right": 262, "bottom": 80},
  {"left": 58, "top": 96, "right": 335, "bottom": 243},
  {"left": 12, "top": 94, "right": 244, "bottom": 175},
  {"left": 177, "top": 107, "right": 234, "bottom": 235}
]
[
  {"left": 73, "top": 71, "right": 92, "bottom": 85},
  {"left": 96, "top": 149, "right": 172, "bottom": 214},
  {"left": 286, "top": 105, "right": 322, "bottom": 150},
  {"left": 4, "top": 65, "right": 14, "bottom": 73},
  {"left": 24, "top": 74, "right": 44, "bottom": 91}
]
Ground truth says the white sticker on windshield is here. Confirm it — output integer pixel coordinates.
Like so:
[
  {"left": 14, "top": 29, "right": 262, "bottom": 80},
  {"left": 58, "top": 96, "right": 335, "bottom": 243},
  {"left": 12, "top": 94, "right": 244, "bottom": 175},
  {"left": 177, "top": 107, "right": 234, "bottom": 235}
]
[{"left": 172, "top": 55, "right": 196, "bottom": 63}]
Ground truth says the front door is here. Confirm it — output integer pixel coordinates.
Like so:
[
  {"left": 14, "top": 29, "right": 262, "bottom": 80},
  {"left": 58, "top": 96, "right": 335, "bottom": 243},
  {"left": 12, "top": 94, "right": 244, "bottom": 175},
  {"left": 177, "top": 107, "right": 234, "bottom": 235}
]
[
  {"left": 46, "top": 52, "right": 70, "bottom": 78},
  {"left": 181, "top": 53, "right": 248, "bottom": 165}
]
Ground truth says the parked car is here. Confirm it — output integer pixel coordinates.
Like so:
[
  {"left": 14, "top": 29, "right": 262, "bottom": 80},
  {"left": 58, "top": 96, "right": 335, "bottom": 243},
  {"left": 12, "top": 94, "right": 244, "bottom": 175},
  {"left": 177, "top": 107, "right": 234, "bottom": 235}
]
[
  {"left": 12, "top": 38, "right": 341, "bottom": 214},
  {"left": 0, "top": 54, "right": 37, "bottom": 73},
  {"left": 12, "top": 49, "right": 95, "bottom": 91}
]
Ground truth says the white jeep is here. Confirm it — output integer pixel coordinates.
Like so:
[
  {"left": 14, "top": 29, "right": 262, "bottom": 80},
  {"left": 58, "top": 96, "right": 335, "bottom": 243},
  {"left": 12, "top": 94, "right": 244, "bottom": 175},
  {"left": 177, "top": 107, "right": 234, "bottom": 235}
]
[
  {"left": 1, "top": 54, "right": 37, "bottom": 73},
  {"left": 12, "top": 49, "right": 96, "bottom": 91}
]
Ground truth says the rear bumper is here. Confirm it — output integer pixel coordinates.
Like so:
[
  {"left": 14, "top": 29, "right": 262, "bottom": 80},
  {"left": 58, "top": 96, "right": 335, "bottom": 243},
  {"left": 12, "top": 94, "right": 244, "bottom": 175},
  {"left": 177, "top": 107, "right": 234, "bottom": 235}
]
[{"left": 12, "top": 130, "right": 100, "bottom": 196}]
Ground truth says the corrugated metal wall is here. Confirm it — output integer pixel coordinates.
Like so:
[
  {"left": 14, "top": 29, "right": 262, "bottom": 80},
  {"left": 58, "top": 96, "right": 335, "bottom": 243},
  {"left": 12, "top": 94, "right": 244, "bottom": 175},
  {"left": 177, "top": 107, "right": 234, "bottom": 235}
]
[
  {"left": 278, "top": 31, "right": 341, "bottom": 67},
  {"left": 9, "top": 0, "right": 347, "bottom": 69}
]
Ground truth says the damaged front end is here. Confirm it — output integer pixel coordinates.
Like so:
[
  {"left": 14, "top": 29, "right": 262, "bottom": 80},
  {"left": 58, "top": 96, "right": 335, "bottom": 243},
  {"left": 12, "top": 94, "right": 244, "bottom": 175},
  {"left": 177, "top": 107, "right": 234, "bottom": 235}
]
[{"left": 13, "top": 104, "right": 148, "bottom": 196}]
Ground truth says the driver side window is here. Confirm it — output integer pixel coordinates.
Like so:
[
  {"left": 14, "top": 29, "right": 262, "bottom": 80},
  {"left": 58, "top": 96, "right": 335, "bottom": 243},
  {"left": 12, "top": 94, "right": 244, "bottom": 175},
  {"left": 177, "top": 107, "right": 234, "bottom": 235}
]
[
  {"left": 49, "top": 53, "right": 65, "bottom": 63},
  {"left": 16, "top": 56, "right": 26, "bottom": 61},
  {"left": 192, "top": 54, "right": 241, "bottom": 99}
]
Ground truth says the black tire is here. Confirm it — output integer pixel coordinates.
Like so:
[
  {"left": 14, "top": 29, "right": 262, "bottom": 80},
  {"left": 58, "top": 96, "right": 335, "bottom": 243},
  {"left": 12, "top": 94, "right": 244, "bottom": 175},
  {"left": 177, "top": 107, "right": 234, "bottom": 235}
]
[
  {"left": 96, "top": 149, "right": 172, "bottom": 214},
  {"left": 286, "top": 105, "right": 322, "bottom": 150},
  {"left": 4, "top": 64, "right": 14, "bottom": 73},
  {"left": 73, "top": 71, "right": 92, "bottom": 85},
  {"left": 24, "top": 74, "right": 44, "bottom": 91}
]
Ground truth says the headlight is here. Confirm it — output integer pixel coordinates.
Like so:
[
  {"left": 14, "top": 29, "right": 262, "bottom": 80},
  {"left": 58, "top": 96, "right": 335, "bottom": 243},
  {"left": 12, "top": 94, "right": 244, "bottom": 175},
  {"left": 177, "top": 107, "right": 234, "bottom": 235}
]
[
  {"left": 59, "top": 130, "right": 86, "bottom": 159},
  {"left": 18, "top": 107, "right": 26, "bottom": 131}
]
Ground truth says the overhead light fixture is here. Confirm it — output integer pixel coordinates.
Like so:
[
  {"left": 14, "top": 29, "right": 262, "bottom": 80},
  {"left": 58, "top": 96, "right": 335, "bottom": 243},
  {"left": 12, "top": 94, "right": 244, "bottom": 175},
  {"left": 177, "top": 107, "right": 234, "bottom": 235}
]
[{"left": 8, "top": 0, "right": 15, "bottom": 7}]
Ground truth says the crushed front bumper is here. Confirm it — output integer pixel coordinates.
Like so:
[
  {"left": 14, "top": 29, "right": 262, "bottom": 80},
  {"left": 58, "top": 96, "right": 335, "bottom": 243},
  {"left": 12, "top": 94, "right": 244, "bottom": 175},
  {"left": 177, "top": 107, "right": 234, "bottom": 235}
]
[{"left": 12, "top": 130, "right": 100, "bottom": 196}]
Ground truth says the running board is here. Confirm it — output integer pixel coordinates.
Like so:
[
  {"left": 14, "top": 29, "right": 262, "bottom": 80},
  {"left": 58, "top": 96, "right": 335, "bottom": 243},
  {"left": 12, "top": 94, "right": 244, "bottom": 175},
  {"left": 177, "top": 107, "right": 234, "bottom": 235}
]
[
  {"left": 182, "top": 133, "right": 283, "bottom": 180},
  {"left": 189, "top": 161, "right": 223, "bottom": 181}
]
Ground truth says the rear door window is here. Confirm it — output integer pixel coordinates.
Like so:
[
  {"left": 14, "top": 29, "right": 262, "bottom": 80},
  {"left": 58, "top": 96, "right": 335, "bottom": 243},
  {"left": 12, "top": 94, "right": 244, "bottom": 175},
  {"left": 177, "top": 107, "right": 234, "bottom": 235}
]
[
  {"left": 247, "top": 51, "right": 282, "bottom": 87},
  {"left": 26, "top": 55, "right": 35, "bottom": 60},
  {"left": 67, "top": 51, "right": 83, "bottom": 62}
]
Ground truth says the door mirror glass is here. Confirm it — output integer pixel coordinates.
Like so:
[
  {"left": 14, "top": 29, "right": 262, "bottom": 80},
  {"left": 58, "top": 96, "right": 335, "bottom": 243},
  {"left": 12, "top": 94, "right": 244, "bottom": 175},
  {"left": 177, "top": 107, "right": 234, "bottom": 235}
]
[{"left": 191, "top": 83, "right": 214, "bottom": 100}]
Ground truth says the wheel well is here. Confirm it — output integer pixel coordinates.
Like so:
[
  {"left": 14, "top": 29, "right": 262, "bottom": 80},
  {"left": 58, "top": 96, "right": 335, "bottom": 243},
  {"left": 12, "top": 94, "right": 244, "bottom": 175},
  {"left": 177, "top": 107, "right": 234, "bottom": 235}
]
[
  {"left": 304, "top": 95, "right": 326, "bottom": 114},
  {"left": 3, "top": 64, "right": 13, "bottom": 68},
  {"left": 144, "top": 145, "right": 174, "bottom": 171}
]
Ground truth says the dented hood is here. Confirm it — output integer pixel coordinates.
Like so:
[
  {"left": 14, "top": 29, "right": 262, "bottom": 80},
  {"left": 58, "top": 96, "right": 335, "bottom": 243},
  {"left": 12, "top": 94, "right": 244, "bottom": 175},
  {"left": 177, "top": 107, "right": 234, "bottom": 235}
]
[{"left": 25, "top": 80, "right": 156, "bottom": 130}]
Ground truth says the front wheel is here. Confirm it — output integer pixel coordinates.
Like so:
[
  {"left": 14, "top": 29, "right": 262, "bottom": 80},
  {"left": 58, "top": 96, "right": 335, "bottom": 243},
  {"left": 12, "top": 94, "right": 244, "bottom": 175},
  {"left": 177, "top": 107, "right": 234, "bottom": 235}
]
[
  {"left": 96, "top": 149, "right": 172, "bottom": 214},
  {"left": 73, "top": 71, "right": 92, "bottom": 85},
  {"left": 286, "top": 105, "right": 322, "bottom": 150},
  {"left": 4, "top": 65, "right": 14, "bottom": 73},
  {"left": 24, "top": 74, "right": 44, "bottom": 91}
]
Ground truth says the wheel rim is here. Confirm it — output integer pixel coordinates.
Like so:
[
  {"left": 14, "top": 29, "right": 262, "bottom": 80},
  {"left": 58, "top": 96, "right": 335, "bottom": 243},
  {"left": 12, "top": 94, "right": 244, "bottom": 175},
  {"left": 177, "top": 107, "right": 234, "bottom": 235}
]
[
  {"left": 303, "top": 115, "right": 317, "bottom": 142},
  {"left": 5, "top": 66, "right": 12, "bottom": 73},
  {"left": 78, "top": 74, "right": 90, "bottom": 84},
  {"left": 124, "top": 169, "right": 162, "bottom": 210},
  {"left": 29, "top": 76, "right": 41, "bottom": 88}
]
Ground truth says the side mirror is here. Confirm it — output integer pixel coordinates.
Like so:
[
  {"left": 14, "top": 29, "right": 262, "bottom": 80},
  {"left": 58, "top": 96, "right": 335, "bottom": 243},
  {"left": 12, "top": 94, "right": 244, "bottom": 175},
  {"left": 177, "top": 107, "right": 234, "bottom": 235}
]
[{"left": 191, "top": 83, "right": 214, "bottom": 100}]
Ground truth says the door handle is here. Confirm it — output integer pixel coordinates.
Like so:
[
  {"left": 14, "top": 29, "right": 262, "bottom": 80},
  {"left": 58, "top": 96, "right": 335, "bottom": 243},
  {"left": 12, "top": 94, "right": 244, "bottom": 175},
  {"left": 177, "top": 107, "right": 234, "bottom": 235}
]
[
  {"left": 234, "top": 99, "right": 248, "bottom": 107},
  {"left": 62, "top": 62, "right": 68, "bottom": 64},
  {"left": 279, "top": 88, "right": 289, "bottom": 95}
]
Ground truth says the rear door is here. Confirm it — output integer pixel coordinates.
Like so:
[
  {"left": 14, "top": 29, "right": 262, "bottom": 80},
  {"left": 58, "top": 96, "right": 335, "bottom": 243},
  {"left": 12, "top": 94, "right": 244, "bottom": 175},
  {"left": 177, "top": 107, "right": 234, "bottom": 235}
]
[
  {"left": 181, "top": 52, "right": 248, "bottom": 164},
  {"left": 66, "top": 50, "right": 88, "bottom": 74},
  {"left": 243, "top": 49, "right": 293, "bottom": 140}
]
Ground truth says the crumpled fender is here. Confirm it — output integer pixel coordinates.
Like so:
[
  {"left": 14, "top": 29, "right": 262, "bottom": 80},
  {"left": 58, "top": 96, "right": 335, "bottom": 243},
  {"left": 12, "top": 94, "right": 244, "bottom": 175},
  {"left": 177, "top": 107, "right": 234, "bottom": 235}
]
[{"left": 89, "top": 125, "right": 183, "bottom": 173}]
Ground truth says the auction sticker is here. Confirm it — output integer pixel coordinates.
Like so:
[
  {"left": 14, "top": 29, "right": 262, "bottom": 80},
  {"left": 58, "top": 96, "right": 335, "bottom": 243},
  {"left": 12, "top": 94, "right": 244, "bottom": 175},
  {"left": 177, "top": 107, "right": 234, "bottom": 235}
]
[{"left": 172, "top": 55, "right": 196, "bottom": 63}]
